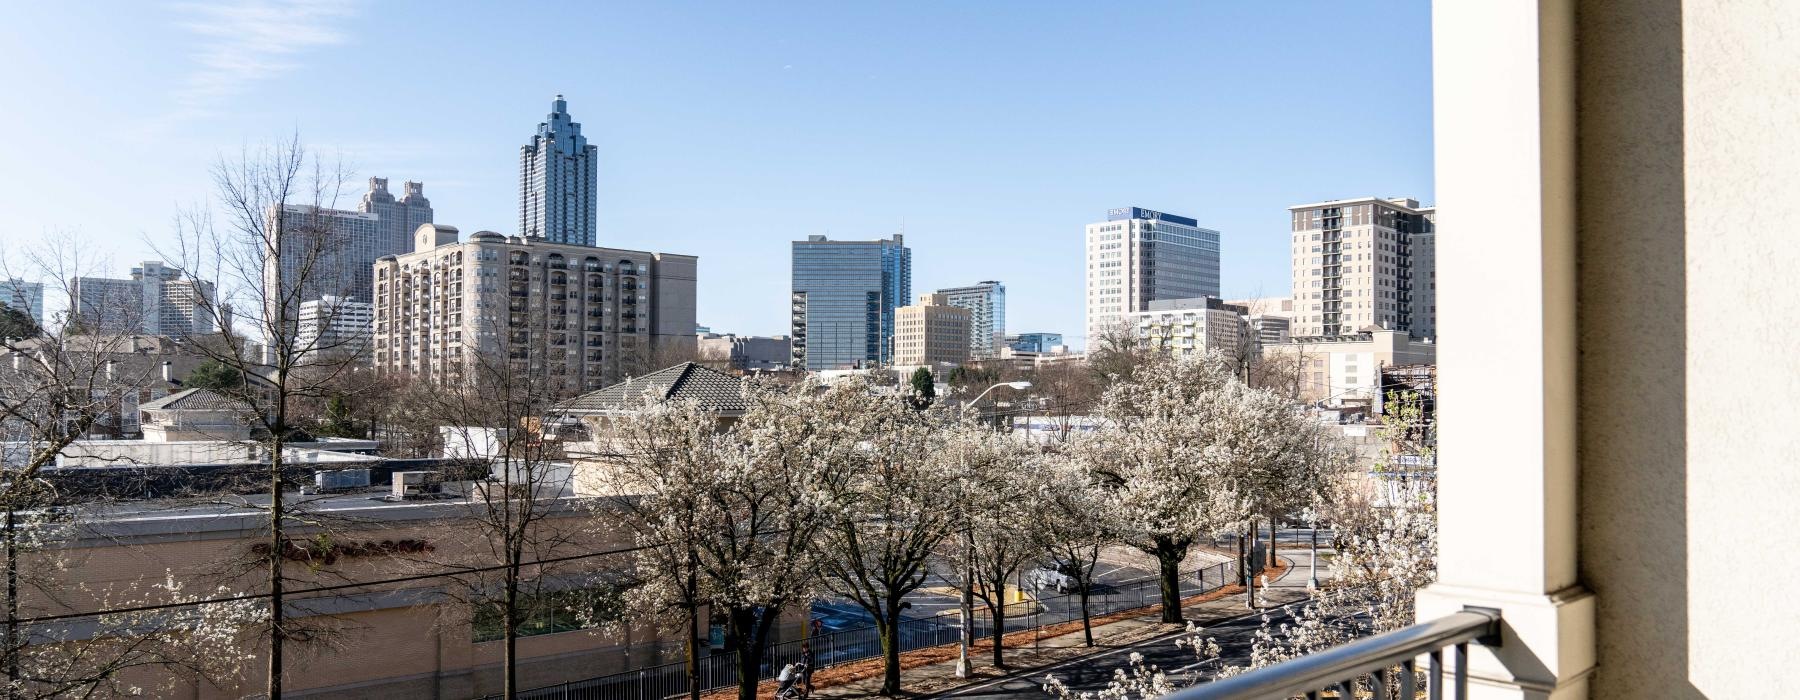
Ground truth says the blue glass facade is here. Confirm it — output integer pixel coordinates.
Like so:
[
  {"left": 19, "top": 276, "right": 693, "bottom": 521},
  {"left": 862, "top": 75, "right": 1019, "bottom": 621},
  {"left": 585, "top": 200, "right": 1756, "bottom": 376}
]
[
  {"left": 1007, "top": 332, "right": 1063, "bottom": 353},
  {"left": 519, "top": 95, "right": 599, "bottom": 246},
  {"left": 790, "top": 235, "right": 911, "bottom": 370}
]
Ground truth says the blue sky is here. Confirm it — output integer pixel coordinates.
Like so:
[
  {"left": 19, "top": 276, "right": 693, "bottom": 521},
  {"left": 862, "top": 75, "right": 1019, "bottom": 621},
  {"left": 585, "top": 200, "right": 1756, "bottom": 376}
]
[{"left": 0, "top": 1, "right": 1433, "bottom": 348}]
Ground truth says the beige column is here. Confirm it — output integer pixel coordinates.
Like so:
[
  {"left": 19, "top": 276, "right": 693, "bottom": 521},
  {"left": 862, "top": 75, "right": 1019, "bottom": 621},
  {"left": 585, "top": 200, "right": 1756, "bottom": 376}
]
[{"left": 1415, "top": 1, "right": 1594, "bottom": 698}]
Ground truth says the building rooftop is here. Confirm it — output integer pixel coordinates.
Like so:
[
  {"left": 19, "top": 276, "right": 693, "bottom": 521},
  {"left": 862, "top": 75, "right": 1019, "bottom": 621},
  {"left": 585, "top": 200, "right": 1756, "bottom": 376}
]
[
  {"left": 551, "top": 362, "right": 749, "bottom": 416},
  {"left": 1286, "top": 196, "right": 1434, "bottom": 212},
  {"left": 139, "top": 388, "right": 248, "bottom": 412}
]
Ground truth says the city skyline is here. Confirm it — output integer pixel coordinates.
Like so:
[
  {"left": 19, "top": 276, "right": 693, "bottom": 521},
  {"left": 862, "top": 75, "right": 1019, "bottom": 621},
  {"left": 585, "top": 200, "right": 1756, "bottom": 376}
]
[{"left": 0, "top": 2, "right": 1433, "bottom": 348}]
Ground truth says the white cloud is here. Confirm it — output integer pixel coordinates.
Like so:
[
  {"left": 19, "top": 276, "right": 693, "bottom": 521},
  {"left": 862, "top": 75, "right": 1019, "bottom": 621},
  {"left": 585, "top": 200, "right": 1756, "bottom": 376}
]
[{"left": 168, "top": 0, "right": 359, "bottom": 119}]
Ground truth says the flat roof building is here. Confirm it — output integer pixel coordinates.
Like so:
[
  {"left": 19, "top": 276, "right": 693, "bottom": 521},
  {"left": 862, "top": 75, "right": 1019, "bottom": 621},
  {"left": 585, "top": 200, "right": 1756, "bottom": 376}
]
[
  {"left": 790, "top": 234, "right": 911, "bottom": 370},
  {"left": 892, "top": 293, "right": 971, "bottom": 369},
  {"left": 1085, "top": 207, "right": 1221, "bottom": 348}
]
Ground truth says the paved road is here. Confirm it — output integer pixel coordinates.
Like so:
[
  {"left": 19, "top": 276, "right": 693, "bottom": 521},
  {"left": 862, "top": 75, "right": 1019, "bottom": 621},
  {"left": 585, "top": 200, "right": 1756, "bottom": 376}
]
[
  {"left": 928, "top": 543, "right": 1330, "bottom": 699},
  {"left": 927, "top": 602, "right": 1299, "bottom": 699}
]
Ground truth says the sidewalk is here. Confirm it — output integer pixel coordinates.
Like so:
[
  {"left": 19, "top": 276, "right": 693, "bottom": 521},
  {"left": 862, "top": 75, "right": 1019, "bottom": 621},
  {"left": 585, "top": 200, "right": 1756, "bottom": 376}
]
[{"left": 797, "top": 551, "right": 1317, "bottom": 699}]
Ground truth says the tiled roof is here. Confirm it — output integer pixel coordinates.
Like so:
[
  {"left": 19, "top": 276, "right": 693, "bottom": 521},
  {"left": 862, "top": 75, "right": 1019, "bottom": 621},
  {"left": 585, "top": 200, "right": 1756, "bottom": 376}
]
[
  {"left": 139, "top": 388, "right": 250, "bottom": 412},
  {"left": 553, "top": 363, "right": 749, "bottom": 415}
]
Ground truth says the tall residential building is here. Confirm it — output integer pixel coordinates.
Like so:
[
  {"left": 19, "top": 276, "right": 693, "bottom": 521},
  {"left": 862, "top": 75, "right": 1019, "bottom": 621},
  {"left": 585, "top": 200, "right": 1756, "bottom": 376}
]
[
  {"left": 1084, "top": 207, "right": 1221, "bottom": 348},
  {"left": 1126, "top": 297, "right": 1248, "bottom": 359},
  {"left": 519, "top": 95, "right": 599, "bottom": 246},
  {"left": 265, "top": 205, "right": 381, "bottom": 332},
  {"left": 297, "top": 295, "right": 374, "bottom": 361},
  {"left": 936, "top": 281, "right": 1005, "bottom": 360},
  {"left": 69, "top": 262, "right": 215, "bottom": 337},
  {"left": 0, "top": 279, "right": 44, "bottom": 326},
  {"left": 789, "top": 234, "right": 911, "bottom": 371},
  {"left": 1287, "top": 197, "right": 1435, "bottom": 338},
  {"left": 892, "top": 294, "right": 970, "bottom": 368},
  {"left": 1006, "top": 332, "right": 1064, "bottom": 353},
  {"left": 263, "top": 177, "right": 429, "bottom": 335},
  {"left": 1411, "top": 206, "right": 1438, "bottom": 340},
  {"left": 358, "top": 177, "right": 435, "bottom": 255},
  {"left": 371, "top": 224, "right": 697, "bottom": 394}
]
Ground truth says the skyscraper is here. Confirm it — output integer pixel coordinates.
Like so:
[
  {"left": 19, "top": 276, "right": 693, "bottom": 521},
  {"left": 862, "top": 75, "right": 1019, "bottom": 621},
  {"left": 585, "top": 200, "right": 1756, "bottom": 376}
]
[
  {"left": 936, "top": 281, "right": 1005, "bottom": 360},
  {"left": 790, "top": 234, "right": 911, "bottom": 371},
  {"left": 1286, "top": 197, "right": 1435, "bottom": 338},
  {"left": 519, "top": 95, "right": 599, "bottom": 246},
  {"left": 263, "top": 176, "right": 430, "bottom": 338},
  {"left": 0, "top": 279, "right": 44, "bottom": 326},
  {"left": 1083, "top": 207, "right": 1221, "bottom": 347},
  {"left": 69, "top": 261, "right": 215, "bottom": 337},
  {"left": 358, "top": 177, "right": 435, "bottom": 255}
]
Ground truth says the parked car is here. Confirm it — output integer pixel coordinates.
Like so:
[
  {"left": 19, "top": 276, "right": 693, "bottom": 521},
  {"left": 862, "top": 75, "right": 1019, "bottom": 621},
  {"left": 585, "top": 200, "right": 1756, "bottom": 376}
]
[{"left": 1027, "top": 561, "right": 1079, "bottom": 593}]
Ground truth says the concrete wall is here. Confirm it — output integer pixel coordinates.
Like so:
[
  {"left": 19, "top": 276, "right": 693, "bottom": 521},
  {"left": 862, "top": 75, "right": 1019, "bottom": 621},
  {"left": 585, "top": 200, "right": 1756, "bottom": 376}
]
[
  {"left": 1426, "top": 0, "right": 1800, "bottom": 696},
  {"left": 1575, "top": 0, "right": 1800, "bottom": 696}
]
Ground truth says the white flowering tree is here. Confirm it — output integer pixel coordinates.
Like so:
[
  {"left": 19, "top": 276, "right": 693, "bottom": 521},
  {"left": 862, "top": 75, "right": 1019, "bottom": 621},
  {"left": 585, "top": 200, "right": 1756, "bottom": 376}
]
[
  {"left": 696, "top": 380, "right": 854, "bottom": 700},
  {"left": 1030, "top": 453, "right": 1118, "bottom": 647},
  {"left": 1075, "top": 353, "right": 1239, "bottom": 624},
  {"left": 1044, "top": 391, "right": 1436, "bottom": 699},
  {"left": 591, "top": 396, "right": 723, "bottom": 700},
  {"left": 813, "top": 378, "right": 961, "bottom": 695},
  {"left": 942, "top": 420, "right": 1039, "bottom": 670}
]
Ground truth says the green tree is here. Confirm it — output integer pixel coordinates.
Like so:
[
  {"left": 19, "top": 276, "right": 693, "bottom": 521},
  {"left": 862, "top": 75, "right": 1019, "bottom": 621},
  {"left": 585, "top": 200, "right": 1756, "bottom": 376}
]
[
  {"left": 0, "top": 303, "right": 37, "bottom": 340},
  {"left": 183, "top": 359, "right": 244, "bottom": 393},
  {"left": 314, "top": 395, "right": 362, "bottom": 438},
  {"left": 909, "top": 367, "right": 936, "bottom": 409}
]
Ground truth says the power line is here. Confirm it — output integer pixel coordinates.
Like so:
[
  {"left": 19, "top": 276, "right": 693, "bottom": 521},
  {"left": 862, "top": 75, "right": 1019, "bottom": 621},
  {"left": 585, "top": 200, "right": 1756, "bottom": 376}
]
[{"left": 16, "top": 532, "right": 658, "bottom": 626}]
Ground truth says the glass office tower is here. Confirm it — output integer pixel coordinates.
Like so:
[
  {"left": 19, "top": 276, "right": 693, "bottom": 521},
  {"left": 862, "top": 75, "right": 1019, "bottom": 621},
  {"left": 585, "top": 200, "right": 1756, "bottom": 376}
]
[
  {"left": 519, "top": 95, "right": 599, "bottom": 246},
  {"left": 790, "top": 234, "right": 911, "bottom": 371},
  {"left": 937, "top": 280, "right": 1006, "bottom": 359}
]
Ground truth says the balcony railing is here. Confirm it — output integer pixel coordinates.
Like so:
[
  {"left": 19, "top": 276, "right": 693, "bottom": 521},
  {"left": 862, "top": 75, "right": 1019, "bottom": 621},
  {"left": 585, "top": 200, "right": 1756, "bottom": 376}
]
[{"left": 1162, "top": 608, "right": 1500, "bottom": 700}]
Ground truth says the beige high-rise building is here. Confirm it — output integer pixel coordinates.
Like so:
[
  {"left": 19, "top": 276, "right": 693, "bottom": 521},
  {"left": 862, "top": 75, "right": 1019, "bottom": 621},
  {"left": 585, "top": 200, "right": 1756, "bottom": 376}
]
[
  {"left": 371, "top": 224, "right": 697, "bottom": 395},
  {"left": 1287, "top": 197, "right": 1435, "bottom": 339},
  {"left": 891, "top": 293, "right": 970, "bottom": 368},
  {"left": 1124, "top": 297, "right": 1248, "bottom": 360},
  {"left": 1084, "top": 207, "right": 1220, "bottom": 349}
]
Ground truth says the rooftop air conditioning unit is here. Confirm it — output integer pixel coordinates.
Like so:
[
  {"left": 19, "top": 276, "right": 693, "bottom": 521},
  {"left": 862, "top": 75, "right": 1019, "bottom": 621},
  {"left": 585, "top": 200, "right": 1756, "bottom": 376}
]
[
  {"left": 391, "top": 471, "right": 441, "bottom": 500},
  {"left": 315, "top": 468, "right": 371, "bottom": 492}
]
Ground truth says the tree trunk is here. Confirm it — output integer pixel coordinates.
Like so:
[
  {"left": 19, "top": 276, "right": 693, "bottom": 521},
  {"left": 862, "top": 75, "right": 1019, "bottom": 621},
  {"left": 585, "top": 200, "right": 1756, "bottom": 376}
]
[
  {"left": 879, "top": 596, "right": 903, "bottom": 695},
  {"left": 686, "top": 602, "right": 702, "bottom": 700},
  {"left": 1153, "top": 537, "right": 1185, "bottom": 624},
  {"left": 503, "top": 577, "right": 518, "bottom": 699},
  {"left": 990, "top": 601, "right": 1007, "bottom": 668},
  {"left": 1267, "top": 512, "right": 1280, "bottom": 569},
  {"left": 728, "top": 606, "right": 767, "bottom": 700},
  {"left": 1078, "top": 587, "right": 1093, "bottom": 647},
  {"left": 266, "top": 436, "right": 286, "bottom": 700}
]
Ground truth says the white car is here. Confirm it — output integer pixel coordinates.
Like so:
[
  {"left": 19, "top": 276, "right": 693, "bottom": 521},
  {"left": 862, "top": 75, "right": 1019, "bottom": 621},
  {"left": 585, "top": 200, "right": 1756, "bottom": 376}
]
[{"left": 1027, "top": 563, "right": 1077, "bottom": 594}]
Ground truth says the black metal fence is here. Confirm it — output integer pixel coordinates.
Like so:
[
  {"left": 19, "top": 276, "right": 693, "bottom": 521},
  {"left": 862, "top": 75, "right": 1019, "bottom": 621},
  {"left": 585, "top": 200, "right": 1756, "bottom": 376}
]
[{"left": 489, "top": 560, "right": 1247, "bottom": 700}]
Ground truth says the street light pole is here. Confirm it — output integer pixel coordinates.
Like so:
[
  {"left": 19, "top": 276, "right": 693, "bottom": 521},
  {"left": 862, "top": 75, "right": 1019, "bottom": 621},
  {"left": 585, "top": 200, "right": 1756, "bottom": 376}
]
[
  {"left": 955, "top": 381, "right": 1031, "bottom": 678},
  {"left": 1308, "top": 518, "right": 1321, "bottom": 589}
]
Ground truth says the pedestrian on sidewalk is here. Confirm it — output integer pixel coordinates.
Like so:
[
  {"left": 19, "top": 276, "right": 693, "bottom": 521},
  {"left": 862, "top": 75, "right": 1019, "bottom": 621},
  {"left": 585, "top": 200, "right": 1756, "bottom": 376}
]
[{"left": 801, "top": 641, "right": 816, "bottom": 693}]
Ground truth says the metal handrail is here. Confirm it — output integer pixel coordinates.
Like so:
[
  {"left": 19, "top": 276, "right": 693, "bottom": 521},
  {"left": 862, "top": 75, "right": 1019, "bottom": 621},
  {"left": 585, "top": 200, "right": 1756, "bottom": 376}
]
[{"left": 1161, "top": 609, "right": 1499, "bottom": 700}]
